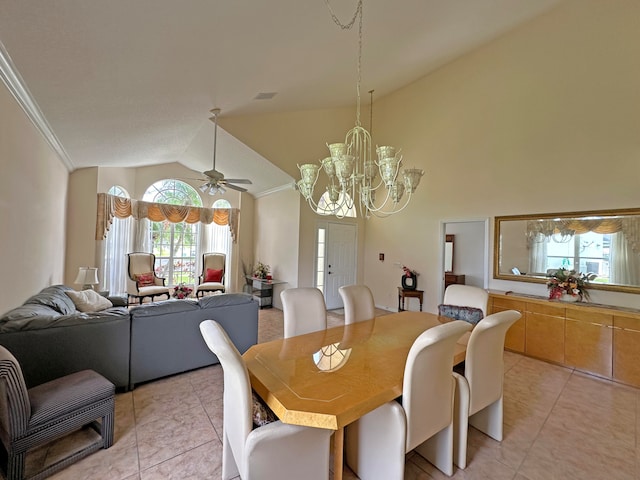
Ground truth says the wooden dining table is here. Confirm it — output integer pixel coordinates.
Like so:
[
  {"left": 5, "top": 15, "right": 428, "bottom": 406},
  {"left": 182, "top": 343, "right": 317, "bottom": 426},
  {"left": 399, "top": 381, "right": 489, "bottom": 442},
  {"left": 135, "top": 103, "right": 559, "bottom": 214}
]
[{"left": 243, "top": 311, "right": 467, "bottom": 480}]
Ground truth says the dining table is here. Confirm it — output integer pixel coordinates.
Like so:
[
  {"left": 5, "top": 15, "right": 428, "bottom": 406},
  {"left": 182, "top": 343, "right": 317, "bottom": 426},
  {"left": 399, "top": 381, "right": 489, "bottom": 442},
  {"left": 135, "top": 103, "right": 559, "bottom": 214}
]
[{"left": 243, "top": 310, "right": 467, "bottom": 480}]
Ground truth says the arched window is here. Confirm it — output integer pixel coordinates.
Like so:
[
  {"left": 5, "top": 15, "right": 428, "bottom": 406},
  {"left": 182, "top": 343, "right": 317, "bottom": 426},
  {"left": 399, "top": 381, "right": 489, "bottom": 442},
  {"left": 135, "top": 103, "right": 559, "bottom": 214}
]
[
  {"left": 143, "top": 180, "right": 203, "bottom": 286},
  {"left": 212, "top": 199, "right": 231, "bottom": 209},
  {"left": 103, "top": 186, "right": 131, "bottom": 295},
  {"left": 316, "top": 191, "right": 356, "bottom": 218}
]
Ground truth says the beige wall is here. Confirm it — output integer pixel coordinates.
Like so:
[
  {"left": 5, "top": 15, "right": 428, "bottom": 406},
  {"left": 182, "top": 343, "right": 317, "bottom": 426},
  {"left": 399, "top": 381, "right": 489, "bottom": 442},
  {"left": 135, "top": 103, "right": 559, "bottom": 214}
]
[
  {"left": 0, "top": 81, "right": 68, "bottom": 312},
  {"left": 220, "top": 0, "right": 640, "bottom": 311},
  {"left": 253, "top": 188, "right": 300, "bottom": 309}
]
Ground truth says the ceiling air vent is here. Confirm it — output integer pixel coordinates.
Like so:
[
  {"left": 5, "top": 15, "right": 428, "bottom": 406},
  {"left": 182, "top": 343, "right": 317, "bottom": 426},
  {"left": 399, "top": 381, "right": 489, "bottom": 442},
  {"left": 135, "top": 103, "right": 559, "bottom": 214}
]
[{"left": 254, "top": 92, "right": 278, "bottom": 100}]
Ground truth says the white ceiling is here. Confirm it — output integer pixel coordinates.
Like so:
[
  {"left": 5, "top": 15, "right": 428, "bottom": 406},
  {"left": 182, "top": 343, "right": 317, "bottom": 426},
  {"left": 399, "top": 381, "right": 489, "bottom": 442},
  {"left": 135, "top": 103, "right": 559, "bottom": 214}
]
[{"left": 0, "top": 0, "right": 563, "bottom": 195}]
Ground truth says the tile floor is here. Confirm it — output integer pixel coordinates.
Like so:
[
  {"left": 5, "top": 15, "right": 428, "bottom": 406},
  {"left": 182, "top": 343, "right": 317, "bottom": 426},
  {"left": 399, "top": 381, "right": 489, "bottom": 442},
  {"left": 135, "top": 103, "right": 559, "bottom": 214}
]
[{"left": 21, "top": 307, "right": 640, "bottom": 480}]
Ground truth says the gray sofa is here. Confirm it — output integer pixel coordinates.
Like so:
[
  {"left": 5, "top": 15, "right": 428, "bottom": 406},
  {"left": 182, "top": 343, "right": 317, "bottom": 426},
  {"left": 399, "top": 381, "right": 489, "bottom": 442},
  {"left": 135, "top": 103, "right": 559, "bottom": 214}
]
[
  {"left": 0, "top": 286, "right": 259, "bottom": 390},
  {"left": 0, "top": 285, "right": 131, "bottom": 388},
  {"left": 129, "top": 293, "right": 258, "bottom": 389}
]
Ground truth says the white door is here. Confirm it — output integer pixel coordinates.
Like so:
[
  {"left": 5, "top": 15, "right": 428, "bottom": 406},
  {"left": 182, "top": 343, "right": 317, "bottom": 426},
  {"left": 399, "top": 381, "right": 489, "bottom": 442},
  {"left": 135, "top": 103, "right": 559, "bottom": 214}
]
[{"left": 324, "top": 222, "right": 357, "bottom": 309}]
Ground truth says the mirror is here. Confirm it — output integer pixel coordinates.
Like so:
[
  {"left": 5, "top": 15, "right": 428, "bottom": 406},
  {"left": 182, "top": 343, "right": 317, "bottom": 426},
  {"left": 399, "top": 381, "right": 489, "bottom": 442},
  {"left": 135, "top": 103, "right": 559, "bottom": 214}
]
[
  {"left": 494, "top": 208, "right": 640, "bottom": 294},
  {"left": 445, "top": 235, "right": 454, "bottom": 273}
]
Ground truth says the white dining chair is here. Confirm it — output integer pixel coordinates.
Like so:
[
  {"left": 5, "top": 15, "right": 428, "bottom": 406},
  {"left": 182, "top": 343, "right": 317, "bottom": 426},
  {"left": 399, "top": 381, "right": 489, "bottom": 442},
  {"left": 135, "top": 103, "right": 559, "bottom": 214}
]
[
  {"left": 443, "top": 284, "right": 489, "bottom": 317},
  {"left": 339, "top": 284, "right": 375, "bottom": 325},
  {"left": 199, "top": 320, "right": 332, "bottom": 480},
  {"left": 345, "top": 320, "right": 472, "bottom": 479},
  {"left": 452, "top": 310, "right": 521, "bottom": 469},
  {"left": 281, "top": 287, "right": 327, "bottom": 338}
]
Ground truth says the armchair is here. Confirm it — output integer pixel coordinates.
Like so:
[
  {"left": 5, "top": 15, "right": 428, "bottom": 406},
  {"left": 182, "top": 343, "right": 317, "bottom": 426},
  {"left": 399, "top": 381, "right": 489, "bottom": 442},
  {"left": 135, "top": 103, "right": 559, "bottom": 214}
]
[
  {"left": 126, "top": 252, "right": 170, "bottom": 304},
  {"left": 195, "top": 253, "right": 226, "bottom": 298},
  {"left": 0, "top": 345, "right": 115, "bottom": 480}
]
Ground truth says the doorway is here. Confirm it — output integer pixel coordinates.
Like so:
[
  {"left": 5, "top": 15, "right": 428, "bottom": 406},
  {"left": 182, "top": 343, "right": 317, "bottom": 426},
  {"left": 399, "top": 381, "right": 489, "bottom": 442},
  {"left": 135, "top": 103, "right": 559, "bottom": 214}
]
[
  {"left": 316, "top": 222, "right": 357, "bottom": 309},
  {"left": 441, "top": 219, "right": 489, "bottom": 299}
]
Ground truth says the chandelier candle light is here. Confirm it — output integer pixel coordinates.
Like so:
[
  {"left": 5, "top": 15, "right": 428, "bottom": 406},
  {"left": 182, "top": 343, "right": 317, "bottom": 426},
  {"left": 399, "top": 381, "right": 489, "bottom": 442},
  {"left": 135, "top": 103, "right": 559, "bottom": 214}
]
[{"left": 296, "top": 0, "right": 424, "bottom": 219}]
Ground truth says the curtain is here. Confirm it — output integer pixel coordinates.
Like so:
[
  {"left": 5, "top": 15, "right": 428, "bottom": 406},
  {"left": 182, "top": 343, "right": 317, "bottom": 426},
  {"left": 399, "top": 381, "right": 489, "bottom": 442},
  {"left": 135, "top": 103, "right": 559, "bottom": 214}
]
[
  {"left": 96, "top": 193, "right": 239, "bottom": 242},
  {"left": 195, "top": 222, "right": 232, "bottom": 287},
  {"left": 610, "top": 232, "right": 640, "bottom": 286},
  {"left": 101, "top": 216, "right": 132, "bottom": 295},
  {"left": 528, "top": 237, "right": 548, "bottom": 275}
]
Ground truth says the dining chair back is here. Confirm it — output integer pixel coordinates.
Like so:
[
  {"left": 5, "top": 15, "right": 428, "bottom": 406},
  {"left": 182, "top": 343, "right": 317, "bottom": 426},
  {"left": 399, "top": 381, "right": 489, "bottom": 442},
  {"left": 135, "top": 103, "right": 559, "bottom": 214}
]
[
  {"left": 443, "top": 284, "right": 489, "bottom": 316},
  {"left": 281, "top": 287, "right": 327, "bottom": 338},
  {"left": 345, "top": 320, "right": 472, "bottom": 480},
  {"left": 339, "top": 284, "right": 376, "bottom": 325},
  {"left": 199, "top": 320, "right": 332, "bottom": 480},
  {"left": 453, "top": 309, "right": 521, "bottom": 469}
]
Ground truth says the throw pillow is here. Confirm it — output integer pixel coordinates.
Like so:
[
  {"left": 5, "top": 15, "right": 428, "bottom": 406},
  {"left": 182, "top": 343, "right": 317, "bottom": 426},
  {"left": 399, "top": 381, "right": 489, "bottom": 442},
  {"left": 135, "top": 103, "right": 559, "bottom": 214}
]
[
  {"left": 205, "top": 268, "right": 223, "bottom": 283},
  {"left": 437, "top": 304, "right": 484, "bottom": 325},
  {"left": 252, "top": 391, "right": 277, "bottom": 427},
  {"left": 135, "top": 272, "right": 155, "bottom": 287},
  {"left": 66, "top": 289, "right": 113, "bottom": 313}
]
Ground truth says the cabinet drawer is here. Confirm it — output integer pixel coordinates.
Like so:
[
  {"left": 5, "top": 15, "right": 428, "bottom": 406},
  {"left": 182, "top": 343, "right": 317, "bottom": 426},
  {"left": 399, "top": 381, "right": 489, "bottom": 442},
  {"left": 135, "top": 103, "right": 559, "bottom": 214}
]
[
  {"left": 525, "top": 312, "right": 564, "bottom": 364},
  {"left": 565, "top": 317, "right": 612, "bottom": 377},
  {"left": 566, "top": 308, "right": 612, "bottom": 326},
  {"left": 526, "top": 302, "right": 564, "bottom": 317}
]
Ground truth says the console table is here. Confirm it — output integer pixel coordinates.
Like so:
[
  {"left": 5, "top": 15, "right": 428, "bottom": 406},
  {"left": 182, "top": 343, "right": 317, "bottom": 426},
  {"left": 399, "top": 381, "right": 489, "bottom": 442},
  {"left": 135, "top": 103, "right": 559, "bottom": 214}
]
[
  {"left": 489, "top": 291, "right": 640, "bottom": 388},
  {"left": 247, "top": 277, "right": 285, "bottom": 309},
  {"left": 397, "top": 287, "right": 424, "bottom": 312}
]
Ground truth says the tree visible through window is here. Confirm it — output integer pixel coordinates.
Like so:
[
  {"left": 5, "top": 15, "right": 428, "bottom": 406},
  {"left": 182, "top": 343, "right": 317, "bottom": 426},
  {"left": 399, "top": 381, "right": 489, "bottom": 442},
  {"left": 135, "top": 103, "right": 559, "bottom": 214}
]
[{"left": 143, "top": 180, "right": 202, "bottom": 286}]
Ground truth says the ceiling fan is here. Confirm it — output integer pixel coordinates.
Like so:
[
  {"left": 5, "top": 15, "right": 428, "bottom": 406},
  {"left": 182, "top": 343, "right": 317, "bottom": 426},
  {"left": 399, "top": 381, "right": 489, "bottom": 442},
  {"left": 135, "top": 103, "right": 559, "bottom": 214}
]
[{"left": 198, "top": 108, "right": 252, "bottom": 195}]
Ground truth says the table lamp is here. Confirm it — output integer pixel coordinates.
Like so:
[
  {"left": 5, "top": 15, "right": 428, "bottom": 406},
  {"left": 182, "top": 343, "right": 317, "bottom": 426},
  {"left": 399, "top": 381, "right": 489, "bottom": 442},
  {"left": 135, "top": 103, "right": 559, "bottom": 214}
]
[{"left": 74, "top": 267, "right": 99, "bottom": 290}]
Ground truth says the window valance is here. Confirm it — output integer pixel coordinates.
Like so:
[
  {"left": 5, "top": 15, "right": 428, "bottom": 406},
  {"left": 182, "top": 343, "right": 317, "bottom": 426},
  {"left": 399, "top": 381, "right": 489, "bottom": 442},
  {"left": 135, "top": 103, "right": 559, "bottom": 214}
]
[{"left": 96, "top": 193, "right": 239, "bottom": 242}]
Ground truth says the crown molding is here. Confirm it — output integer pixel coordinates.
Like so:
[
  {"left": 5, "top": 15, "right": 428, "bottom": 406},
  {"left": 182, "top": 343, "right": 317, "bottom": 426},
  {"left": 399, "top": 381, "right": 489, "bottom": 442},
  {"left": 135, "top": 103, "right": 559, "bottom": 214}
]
[
  {"left": 0, "top": 40, "right": 74, "bottom": 171},
  {"left": 253, "top": 182, "right": 296, "bottom": 199}
]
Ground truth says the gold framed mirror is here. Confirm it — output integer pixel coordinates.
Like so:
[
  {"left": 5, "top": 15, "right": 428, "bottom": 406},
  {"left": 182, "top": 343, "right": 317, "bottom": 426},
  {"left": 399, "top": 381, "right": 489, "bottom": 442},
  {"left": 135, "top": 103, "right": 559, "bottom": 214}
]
[{"left": 494, "top": 208, "right": 640, "bottom": 294}]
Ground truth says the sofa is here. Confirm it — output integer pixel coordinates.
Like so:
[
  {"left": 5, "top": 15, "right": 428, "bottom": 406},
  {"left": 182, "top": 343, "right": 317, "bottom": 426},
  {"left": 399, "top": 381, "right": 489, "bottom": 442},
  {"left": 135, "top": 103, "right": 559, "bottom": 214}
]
[
  {"left": 0, "top": 286, "right": 259, "bottom": 390},
  {"left": 128, "top": 293, "right": 258, "bottom": 389},
  {"left": 0, "top": 285, "right": 131, "bottom": 388}
]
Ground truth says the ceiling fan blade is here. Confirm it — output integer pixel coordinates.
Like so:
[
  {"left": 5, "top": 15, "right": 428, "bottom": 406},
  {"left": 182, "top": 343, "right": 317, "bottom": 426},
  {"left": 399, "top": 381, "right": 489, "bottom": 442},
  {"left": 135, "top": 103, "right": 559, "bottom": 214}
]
[
  {"left": 225, "top": 183, "right": 248, "bottom": 192},
  {"left": 223, "top": 179, "right": 252, "bottom": 185}
]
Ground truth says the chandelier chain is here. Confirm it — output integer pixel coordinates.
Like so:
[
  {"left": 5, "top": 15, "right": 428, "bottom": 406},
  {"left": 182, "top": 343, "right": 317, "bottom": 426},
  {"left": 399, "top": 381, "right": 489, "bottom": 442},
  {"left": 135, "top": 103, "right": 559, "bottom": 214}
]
[{"left": 325, "top": 0, "right": 364, "bottom": 127}]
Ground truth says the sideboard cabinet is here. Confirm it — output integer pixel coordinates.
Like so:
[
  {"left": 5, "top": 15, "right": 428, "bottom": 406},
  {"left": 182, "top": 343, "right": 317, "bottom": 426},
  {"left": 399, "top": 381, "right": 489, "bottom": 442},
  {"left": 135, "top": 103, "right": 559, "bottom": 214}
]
[{"left": 489, "top": 291, "right": 640, "bottom": 387}]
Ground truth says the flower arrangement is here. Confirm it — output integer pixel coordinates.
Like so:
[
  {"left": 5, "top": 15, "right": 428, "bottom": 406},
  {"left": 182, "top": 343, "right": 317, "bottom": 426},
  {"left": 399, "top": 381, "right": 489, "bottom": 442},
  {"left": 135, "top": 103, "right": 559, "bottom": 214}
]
[
  {"left": 546, "top": 268, "right": 596, "bottom": 301},
  {"left": 253, "top": 262, "right": 270, "bottom": 279},
  {"left": 172, "top": 283, "right": 193, "bottom": 299},
  {"left": 402, "top": 265, "right": 418, "bottom": 277}
]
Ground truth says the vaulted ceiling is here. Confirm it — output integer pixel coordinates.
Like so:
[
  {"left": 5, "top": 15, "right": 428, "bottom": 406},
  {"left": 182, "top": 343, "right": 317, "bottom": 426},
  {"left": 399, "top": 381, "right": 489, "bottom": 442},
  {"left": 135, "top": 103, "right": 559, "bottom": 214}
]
[{"left": 0, "top": 0, "right": 563, "bottom": 195}]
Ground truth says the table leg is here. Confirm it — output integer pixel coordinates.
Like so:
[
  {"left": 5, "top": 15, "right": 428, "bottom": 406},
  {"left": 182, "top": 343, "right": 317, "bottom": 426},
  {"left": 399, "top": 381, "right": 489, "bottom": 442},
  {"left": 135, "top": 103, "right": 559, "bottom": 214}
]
[{"left": 333, "top": 427, "right": 344, "bottom": 480}]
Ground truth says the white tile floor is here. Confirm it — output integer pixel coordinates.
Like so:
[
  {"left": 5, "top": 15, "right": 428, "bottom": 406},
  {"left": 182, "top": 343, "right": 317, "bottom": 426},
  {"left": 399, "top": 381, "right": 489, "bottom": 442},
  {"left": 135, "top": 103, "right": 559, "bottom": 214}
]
[{"left": 21, "top": 308, "right": 640, "bottom": 479}]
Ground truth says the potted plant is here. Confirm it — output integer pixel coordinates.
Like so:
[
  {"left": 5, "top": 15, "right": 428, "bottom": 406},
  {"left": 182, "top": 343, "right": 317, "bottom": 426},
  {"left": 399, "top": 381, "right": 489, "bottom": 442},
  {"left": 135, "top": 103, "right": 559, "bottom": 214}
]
[
  {"left": 253, "top": 261, "right": 270, "bottom": 280},
  {"left": 546, "top": 268, "right": 596, "bottom": 302},
  {"left": 172, "top": 283, "right": 193, "bottom": 299}
]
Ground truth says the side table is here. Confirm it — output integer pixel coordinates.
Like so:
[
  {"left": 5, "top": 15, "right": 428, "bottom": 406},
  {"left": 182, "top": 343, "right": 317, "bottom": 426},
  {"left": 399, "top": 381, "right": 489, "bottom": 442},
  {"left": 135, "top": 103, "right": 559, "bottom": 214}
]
[
  {"left": 247, "top": 276, "right": 286, "bottom": 309},
  {"left": 397, "top": 287, "right": 424, "bottom": 312}
]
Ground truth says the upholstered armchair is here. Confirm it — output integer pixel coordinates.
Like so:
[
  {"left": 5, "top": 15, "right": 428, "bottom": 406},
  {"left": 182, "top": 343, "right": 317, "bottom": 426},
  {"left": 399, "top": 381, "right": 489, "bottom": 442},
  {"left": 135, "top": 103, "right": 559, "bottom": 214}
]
[
  {"left": 0, "top": 346, "right": 115, "bottom": 480},
  {"left": 126, "top": 252, "right": 170, "bottom": 304},
  {"left": 196, "top": 253, "right": 226, "bottom": 298}
]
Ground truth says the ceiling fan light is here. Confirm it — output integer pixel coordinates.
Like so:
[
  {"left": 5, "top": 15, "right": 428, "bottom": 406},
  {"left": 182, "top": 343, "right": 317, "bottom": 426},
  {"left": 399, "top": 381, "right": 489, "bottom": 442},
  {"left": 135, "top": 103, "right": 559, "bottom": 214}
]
[{"left": 199, "top": 183, "right": 209, "bottom": 193}]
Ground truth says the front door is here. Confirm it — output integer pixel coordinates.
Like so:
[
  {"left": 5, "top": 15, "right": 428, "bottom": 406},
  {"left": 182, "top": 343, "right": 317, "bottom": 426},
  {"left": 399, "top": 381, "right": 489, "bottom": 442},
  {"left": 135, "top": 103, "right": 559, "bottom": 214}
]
[{"left": 323, "top": 222, "right": 357, "bottom": 309}]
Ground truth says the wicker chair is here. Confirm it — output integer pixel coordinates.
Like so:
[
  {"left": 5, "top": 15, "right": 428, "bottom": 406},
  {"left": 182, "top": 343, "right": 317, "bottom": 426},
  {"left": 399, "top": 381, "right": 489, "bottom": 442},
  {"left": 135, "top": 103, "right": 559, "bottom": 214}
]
[{"left": 0, "top": 345, "right": 115, "bottom": 480}]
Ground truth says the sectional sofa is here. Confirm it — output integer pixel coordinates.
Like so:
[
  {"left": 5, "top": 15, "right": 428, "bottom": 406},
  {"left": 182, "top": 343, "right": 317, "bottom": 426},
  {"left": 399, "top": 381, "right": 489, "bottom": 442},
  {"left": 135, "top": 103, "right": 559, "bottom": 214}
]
[{"left": 0, "top": 285, "right": 259, "bottom": 389}]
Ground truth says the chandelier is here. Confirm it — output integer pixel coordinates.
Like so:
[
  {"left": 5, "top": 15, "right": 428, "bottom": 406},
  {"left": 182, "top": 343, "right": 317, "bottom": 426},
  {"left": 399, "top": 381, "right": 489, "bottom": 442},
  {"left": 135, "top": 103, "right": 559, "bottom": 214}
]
[{"left": 295, "top": 0, "right": 424, "bottom": 219}]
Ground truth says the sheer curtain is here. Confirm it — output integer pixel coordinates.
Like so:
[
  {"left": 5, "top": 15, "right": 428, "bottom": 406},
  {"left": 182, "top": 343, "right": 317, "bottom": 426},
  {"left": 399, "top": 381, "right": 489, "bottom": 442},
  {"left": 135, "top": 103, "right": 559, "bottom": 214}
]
[
  {"left": 196, "top": 222, "right": 231, "bottom": 287},
  {"left": 610, "top": 232, "right": 640, "bottom": 285},
  {"left": 102, "top": 216, "right": 133, "bottom": 295},
  {"left": 528, "top": 236, "right": 548, "bottom": 275}
]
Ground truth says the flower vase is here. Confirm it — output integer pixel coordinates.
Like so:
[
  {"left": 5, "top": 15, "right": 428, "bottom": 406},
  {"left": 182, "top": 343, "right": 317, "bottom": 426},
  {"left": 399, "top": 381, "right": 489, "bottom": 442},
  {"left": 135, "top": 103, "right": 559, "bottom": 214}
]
[
  {"left": 401, "top": 272, "right": 417, "bottom": 290},
  {"left": 560, "top": 293, "right": 579, "bottom": 303}
]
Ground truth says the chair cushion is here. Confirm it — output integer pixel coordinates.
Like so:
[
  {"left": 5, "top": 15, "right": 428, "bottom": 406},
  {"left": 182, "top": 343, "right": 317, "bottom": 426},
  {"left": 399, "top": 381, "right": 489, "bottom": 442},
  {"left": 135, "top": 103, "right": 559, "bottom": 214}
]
[
  {"left": 66, "top": 290, "right": 113, "bottom": 313},
  {"left": 135, "top": 272, "right": 155, "bottom": 287},
  {"left": 252, "top": 391, "right": 277, "bottom": 427},
  {"left": 438, "top": 304, "right": 484, "bottom": 325},
  {"left": 27, "top": 370, "right": 114, "bottom": 428},
  {"left": 205, "top": 268, "right": 223, "bottom": 282}
]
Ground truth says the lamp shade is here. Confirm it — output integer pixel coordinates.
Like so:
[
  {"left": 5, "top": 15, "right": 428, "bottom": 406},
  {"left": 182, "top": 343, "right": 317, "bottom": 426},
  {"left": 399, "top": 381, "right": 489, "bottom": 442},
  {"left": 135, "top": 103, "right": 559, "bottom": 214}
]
[{"left": 74, "top": 267, "right": 99, "bottom": 290}]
